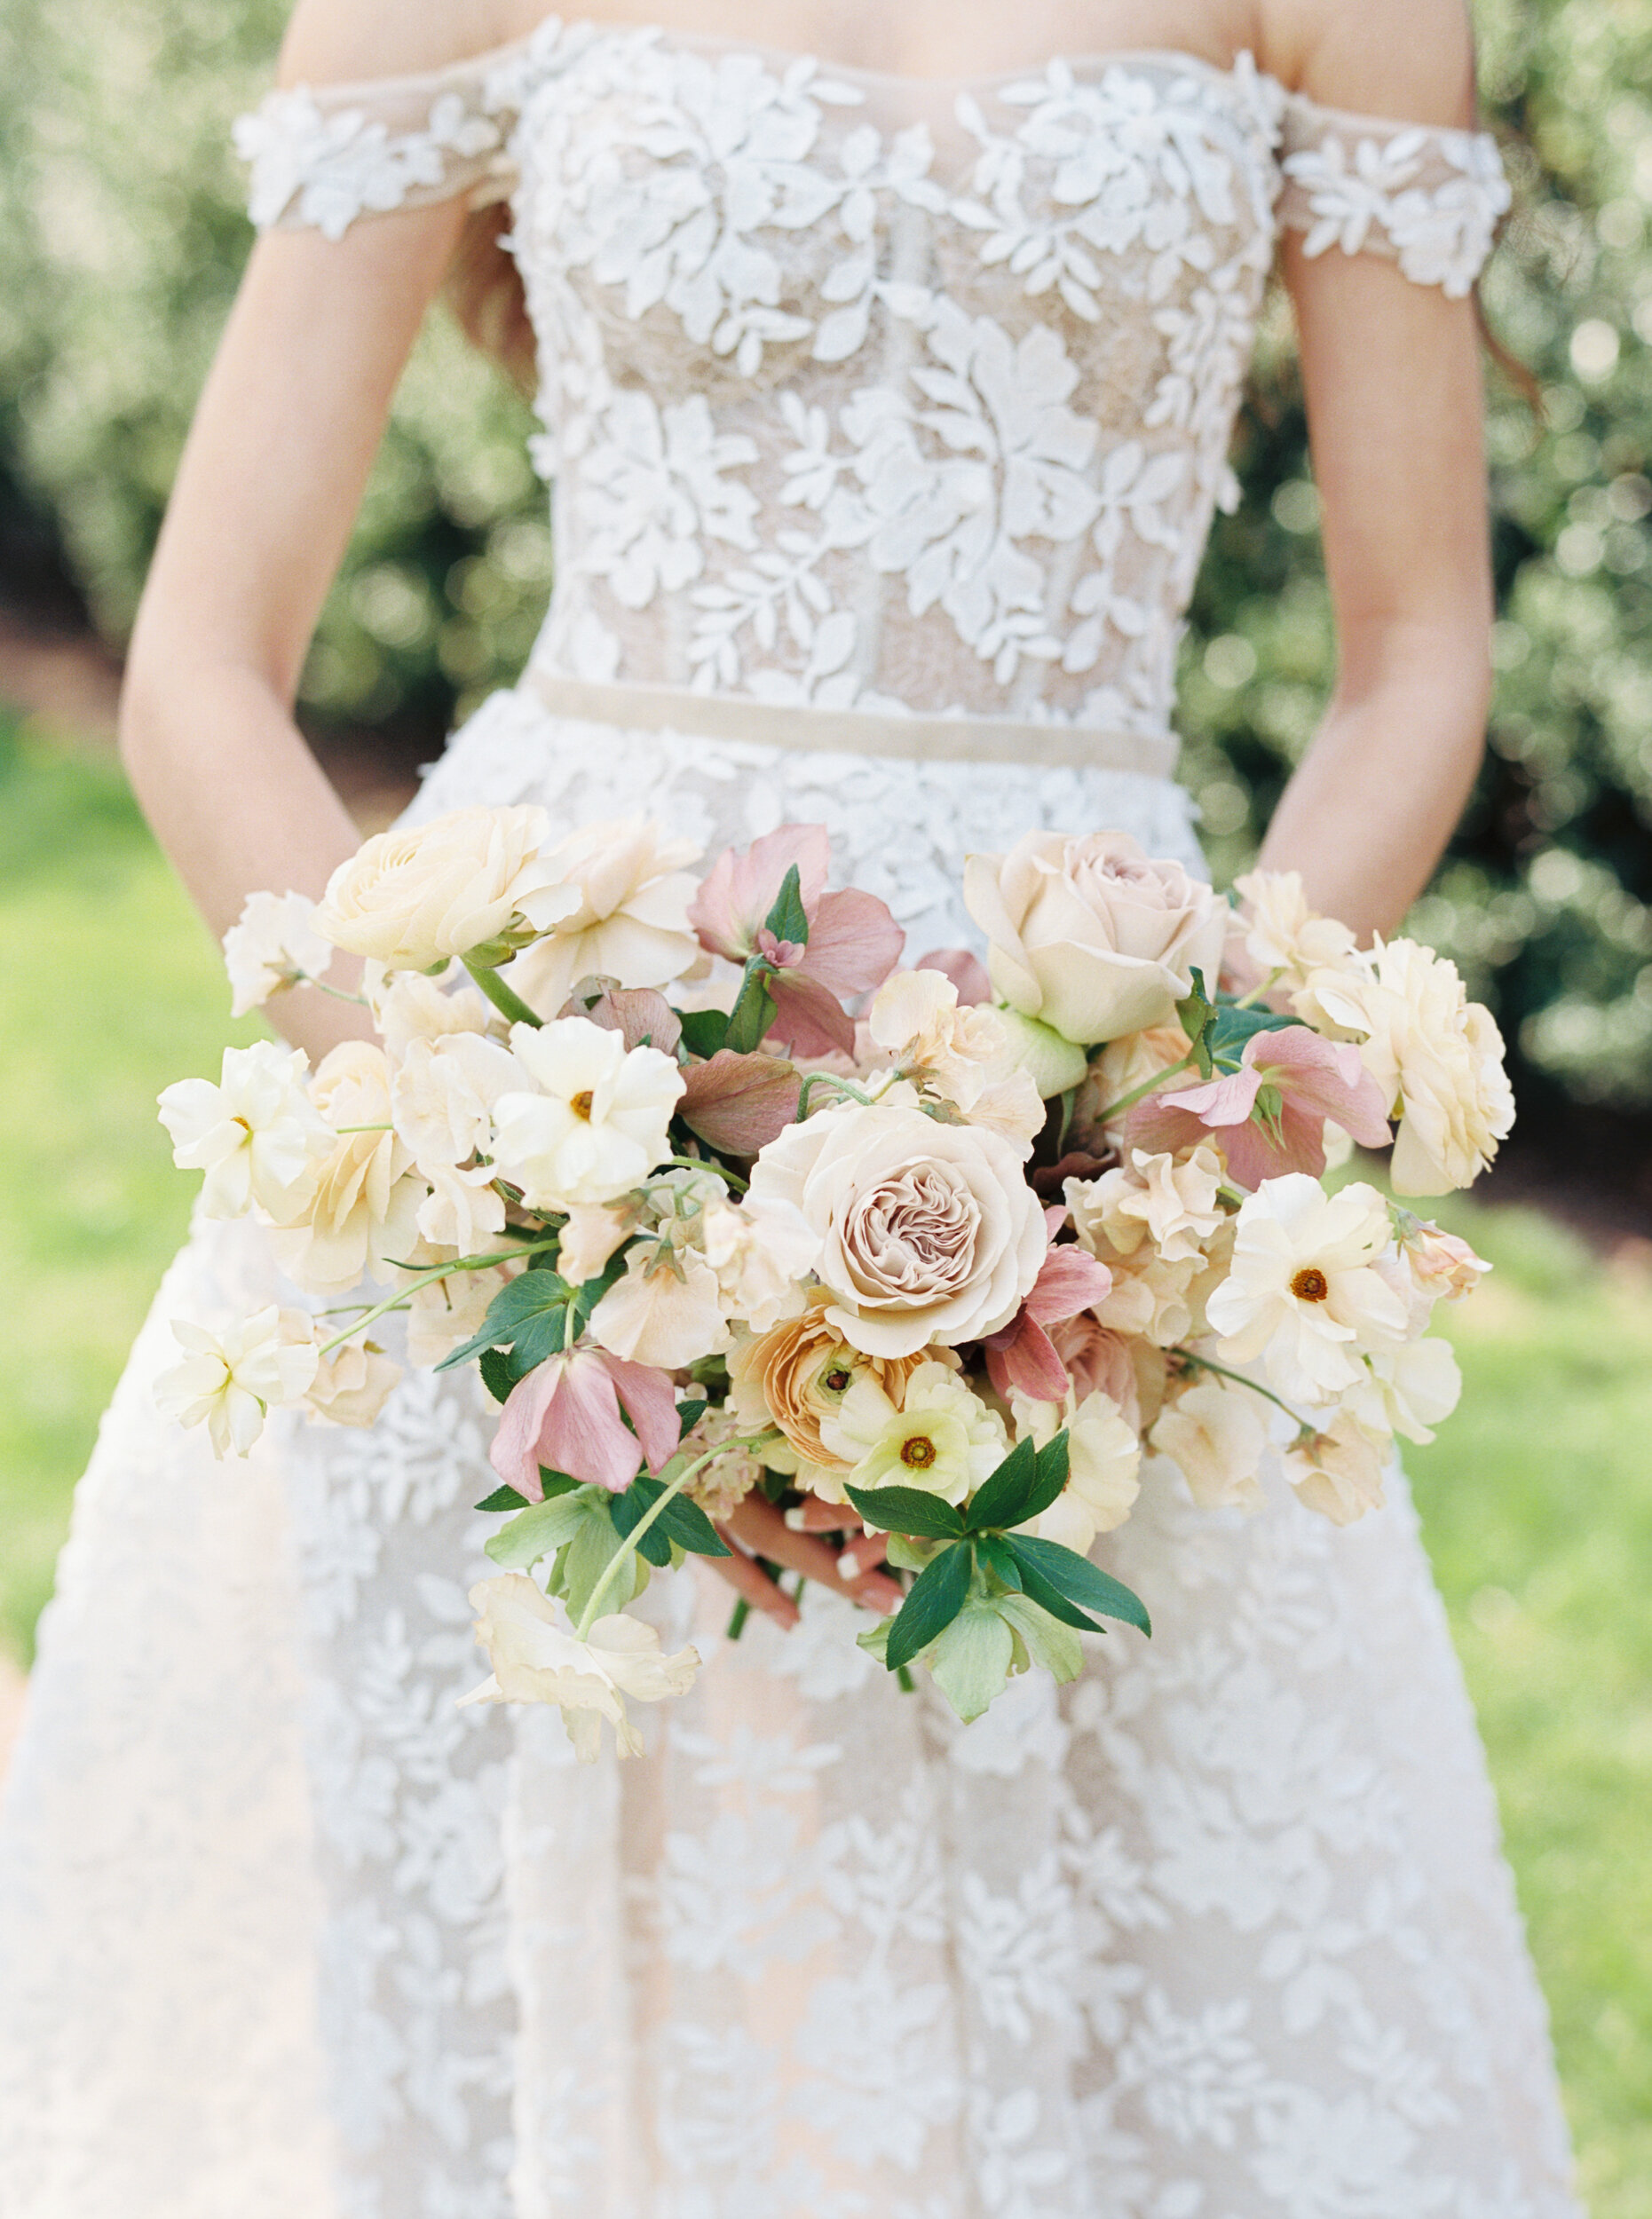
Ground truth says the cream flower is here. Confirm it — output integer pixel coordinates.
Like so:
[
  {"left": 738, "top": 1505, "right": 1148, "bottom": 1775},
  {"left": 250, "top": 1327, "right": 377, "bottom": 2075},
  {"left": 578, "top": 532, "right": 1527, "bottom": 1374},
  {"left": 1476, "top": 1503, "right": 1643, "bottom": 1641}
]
[
  {"left": 304, "top": 1339, "right": 402, "bottom": 1427},
  {"left": 407, "top": 1263, "right": 510, "bottom": 1367},
  {"left": 1231, "top": 869, "right": 1357, "bottom": 991},
  {"left": 368, "top": 967, "right": 496, "bottom": 1054},
  {"left": 1284, "top": 1414, "right": 1388, "bottom": 1526},
  {"left": 1397, "top": 1217, "right": 1490, "bottom": 1304},
  {"left": 492, "top": 1019, "right": 684, "bottom": 1211},
  {"left": 316, "top": 805, "right": 578, "bottom": 972},
  {"left": 268, "top": 1042, "right": 424, "bottom": 1292},
  {"left": 505, "top": 818, "right": 701, "bottom": 1013},
  {"left": 221, "top": 889, "right": 335, "bottom": 1017},
  {"left": 1305, "top": 938, "right": 1515, "bottom": 1196},
  {"left": 154, "top": 1304, "right": 319, "bottom": 1458},
  {"left": 1066, "top": 1148, "right": 1225, "bottom": 1266},
  {"left": 458, "top": 1575, "right": 700, "bottom": 1759},
  {"left": 726, "top": 1299, "right": 933, "bottom": 1499},
  {"left": 747, "top": 1101, "right": 1046, "bottom": 1358},
  {"left": 1347, "top": 1334, "right": 1463, "bottom": 1446},
  {"left": 1015, "top": 1389, "right": 1142, "bottom": 1552},
  {"left": 1077, "top": 1023, "right": 1193, "bottom": 1141},
  {"left": 557, "top": 1203, "right": 635, "bottom": 1286},
  {"left": 820, "top": 1361, "right": 1007, "bottom": 1508},
  {"left": 415, "top": 1162, "right": 508, "bottom": 1258},
  {"left": 964, "top": 830, "right": 1228, "bottom": 1046},
  {"left": 157, "top": 1040, "right": 331, "bottom": 1221},
  {"left": 390, "top": 1031, "right": 525, "bottom": 1171},
  {"left": 700, "top": 1198, "right": 814, "bottom": 1331},
  {"left": 1204, "top": 1175, "right": 1411, "bottom": 1405},
  {"left": 864, "top": 970, "right": 1047, "bottom": 1153},
  {"left": 589, "top": 1245, "right": 730, "bottom": 1369},
  {"left": 1150, "top": 1378, "right": 1268, "bottom": 1513}
]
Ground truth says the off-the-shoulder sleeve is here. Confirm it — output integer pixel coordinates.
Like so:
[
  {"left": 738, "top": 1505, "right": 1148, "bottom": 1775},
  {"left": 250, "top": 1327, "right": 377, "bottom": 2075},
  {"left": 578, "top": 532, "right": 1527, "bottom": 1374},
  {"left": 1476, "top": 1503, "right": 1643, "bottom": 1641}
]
[
  {"left": 232, "top": 19, "right": 571, "bottom": 241},
  {"left": 1277, "top": 95, "right": 1512, "bottom": 297}
]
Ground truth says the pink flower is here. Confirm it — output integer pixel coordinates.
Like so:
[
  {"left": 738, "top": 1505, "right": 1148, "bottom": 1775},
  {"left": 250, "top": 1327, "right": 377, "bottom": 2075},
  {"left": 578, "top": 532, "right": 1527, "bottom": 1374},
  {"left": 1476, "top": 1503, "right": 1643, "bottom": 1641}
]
[
  {"left": 1126, "top": 1024, "right": 1390, "bottom": 1190},
  {"left": 984, "top": 1237, "right": 1115, "bottom": 1403},
  {"left": 489, "top": 1348, "right": 681, "bottom": 1498},
  {"left": 689, "top": 825, "right": 904, "bottom": 1055}
]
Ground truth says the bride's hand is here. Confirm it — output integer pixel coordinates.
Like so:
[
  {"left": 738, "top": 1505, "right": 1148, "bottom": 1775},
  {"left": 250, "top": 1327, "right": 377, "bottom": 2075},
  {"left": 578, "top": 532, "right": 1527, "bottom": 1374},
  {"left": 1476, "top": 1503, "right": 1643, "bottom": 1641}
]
[{"left": 710, "top": 1495, "right": 901, "bottom": 1629}]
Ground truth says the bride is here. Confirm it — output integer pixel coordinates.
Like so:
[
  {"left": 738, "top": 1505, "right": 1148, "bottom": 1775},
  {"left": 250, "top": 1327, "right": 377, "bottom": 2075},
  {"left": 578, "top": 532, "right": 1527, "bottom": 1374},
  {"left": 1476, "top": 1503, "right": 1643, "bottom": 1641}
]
[{"left": 0, "top": 1, "right": 1582, "bottom": 2213}]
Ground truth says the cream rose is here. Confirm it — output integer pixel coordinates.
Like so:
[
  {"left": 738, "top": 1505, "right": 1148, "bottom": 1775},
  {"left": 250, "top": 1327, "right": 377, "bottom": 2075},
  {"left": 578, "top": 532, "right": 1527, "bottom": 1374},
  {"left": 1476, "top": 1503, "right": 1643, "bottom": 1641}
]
[
  {"left": 316, "top": 805, "right": 578, "bottom": 972},
  {"left": 747, "top": 1102, "right": 1047, "bottom": 1359},
  {"left": 963, "top": 831, "right": 1228, "bottom": 1046}
]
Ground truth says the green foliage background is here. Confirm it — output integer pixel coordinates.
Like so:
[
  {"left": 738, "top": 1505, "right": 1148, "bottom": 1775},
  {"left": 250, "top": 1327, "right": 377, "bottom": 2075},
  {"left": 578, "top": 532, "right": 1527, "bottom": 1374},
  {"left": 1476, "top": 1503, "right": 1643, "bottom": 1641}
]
[{"left": 2, "top": 0, "right": 1650, "bottom": 1133}]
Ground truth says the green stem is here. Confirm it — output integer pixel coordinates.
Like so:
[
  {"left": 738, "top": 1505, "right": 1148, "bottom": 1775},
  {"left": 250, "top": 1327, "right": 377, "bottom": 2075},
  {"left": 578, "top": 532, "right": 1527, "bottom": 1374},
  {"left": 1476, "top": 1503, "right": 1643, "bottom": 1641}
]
[
  {"left": 664, "top": 1153, "right": 749, "bottom": 1193},
  {"left": 795, "top": 1072, "right": 873, "bottom": 1120},
  {"left": 1170, "top": 1346, "right": 1312, "bottom": 1433},
  {"left": 573, "top": 1432, "right": 775, "bottom": 1637},
  {"left": 1090, "top": 1047, "right": 1197, "bottom": 1126},
  {"left": 463, "top": 958, "right": 542, "bottom": 1031},
  {"left": 316, "top": 1239, "right": 557, "bottom": 1357},
  {"left": 302, "top": 974, "right": 371, "bottom": 1007},
  {"left": 332, "top": 1123, "right": 393, "bottom": 1134}
]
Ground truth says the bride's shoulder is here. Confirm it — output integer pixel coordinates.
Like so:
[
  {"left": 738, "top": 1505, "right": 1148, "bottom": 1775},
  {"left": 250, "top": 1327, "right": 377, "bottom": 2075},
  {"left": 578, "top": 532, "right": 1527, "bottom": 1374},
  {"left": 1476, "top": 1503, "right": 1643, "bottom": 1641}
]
[
  {"left": 274, "top": 0, "right": 533, "bottom": 88},
  {"left": 1258, "top": 0, "right": 1477, "bottom": 124}
]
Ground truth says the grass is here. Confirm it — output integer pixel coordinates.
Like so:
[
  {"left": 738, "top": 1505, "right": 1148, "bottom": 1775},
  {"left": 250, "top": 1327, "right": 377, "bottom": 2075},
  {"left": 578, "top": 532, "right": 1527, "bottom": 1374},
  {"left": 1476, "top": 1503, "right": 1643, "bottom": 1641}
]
[{"left": 0, "top": 720, "right": 1648, "bottom": 2210}]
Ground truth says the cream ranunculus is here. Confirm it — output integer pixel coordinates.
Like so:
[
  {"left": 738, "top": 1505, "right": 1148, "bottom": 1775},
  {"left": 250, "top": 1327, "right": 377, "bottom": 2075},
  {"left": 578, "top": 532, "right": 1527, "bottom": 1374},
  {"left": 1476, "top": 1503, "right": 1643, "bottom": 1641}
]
[
  {"left": 747, "top": 1102, "right": 1047, "bottom": 1359},
  {"left": 820, "top": 1360, "right": 1008, "bottom": 1507},
  {"left": 492, "top": 1018, "right": 684, "bottom": 1212},
  {"left": 157, "top": 1040, "right": 332, "bottom": 1222},
  {"left": 1202, "top": 1175, "right": 1411, "bottom": 1405},
  {"left": 504, "top": 818, "right": 701, "bottom": 1013},
  {"left": 1150, "top": 1377, "right": 1268, "bottom": 1513},
  {"left": 458, "top": 1575, "right": 700, "bottom": 1759},
  {"left": 221, "top": 889, "right": 335, "bottom": 1017},
  {"left": 315, "top": 805, "right": 579, "bottom": 972},
  {"left": 268, "top": 1042, "right": 425, "bottom": 1292},
  {"left": 154, "top": 1304, "right": 320, "bottom": 1458},
  {"left": 963, "top": 831, "right": 1228, "bottom": 1046},
  {"left": 1305, "top": 938, "right": 1515, "bottom": 1196}
]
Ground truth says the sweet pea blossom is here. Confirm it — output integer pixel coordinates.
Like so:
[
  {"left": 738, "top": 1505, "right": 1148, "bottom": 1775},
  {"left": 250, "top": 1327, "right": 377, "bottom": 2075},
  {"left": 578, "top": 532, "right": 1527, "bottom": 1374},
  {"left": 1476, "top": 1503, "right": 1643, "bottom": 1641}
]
[
  {"left": 459, "top": 1575, "right": 700, "bottom": 1760},
  {"left": 1204, "top": 1175, "right": 1410, "bottom": 1405},
  {"left": 1014, "top": 1388, "right": 1142, "bottom": 1552},
  {"left": 154, "top": 1305, "right": 320, "bottom": 1458},
  {"left": 221, "top": 890, "right": 335, "bottom": 1017},
  {"left": 268, "top": 1043, "right": 424, "bottom": 1292},
  {"left": 1284, "top": 1414, "right": 1389, "bottom": 1526},
  {"left": 492, "top": 1019, "right": 684, "bottom": 1211},
  {"left": 1231, "top": 869, "right": 1357, "bottom": 991},
  {"left": 867, "top": 969, "right": 1047, "bottom": 1150},
  {"left": 1128, "top": 1026, "right": 1391, "bottom": 1190},
  {"left": 489, "top": 1348, "right": 681, "bottom": 1497},
  {"left": 304, "top": 1340, "right": 403, "bottom": 1427},
  {"left": 158, "top": 1040, "right": 331, "bottom": 1220},
  {"left": 505, "top": 818, "right": 702, "bottom": 1013},
  {"left": 1150, "top": 1378, "right": 1268, "bottom": 1513},
  {"left": 689, "top": 824, "right": 904, "bottom": 1054}
]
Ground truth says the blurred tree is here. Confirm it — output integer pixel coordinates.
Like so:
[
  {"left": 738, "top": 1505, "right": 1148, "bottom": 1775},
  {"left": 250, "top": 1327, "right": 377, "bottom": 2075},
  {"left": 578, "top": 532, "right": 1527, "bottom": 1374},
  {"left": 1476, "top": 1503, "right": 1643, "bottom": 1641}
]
[{"left": 1, "top": 0, "right": 1649, "bottom": 1155}]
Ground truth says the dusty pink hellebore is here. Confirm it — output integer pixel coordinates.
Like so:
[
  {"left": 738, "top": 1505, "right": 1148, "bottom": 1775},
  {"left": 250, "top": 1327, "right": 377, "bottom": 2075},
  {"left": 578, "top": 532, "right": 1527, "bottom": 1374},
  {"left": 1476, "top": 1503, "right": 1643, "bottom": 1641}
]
[
  {"left": 489, "top": 1349, "right": 681, "bottom": 1498},
  {"left": 983, "top": 1223, "right": 1115, "bottom": 1403},
  {"left": 1126, "top": 1024, "right": 1391, "bottom": 1190},
  {"left": 688, "top": 824, "right": 905, "bottom": 1055}
]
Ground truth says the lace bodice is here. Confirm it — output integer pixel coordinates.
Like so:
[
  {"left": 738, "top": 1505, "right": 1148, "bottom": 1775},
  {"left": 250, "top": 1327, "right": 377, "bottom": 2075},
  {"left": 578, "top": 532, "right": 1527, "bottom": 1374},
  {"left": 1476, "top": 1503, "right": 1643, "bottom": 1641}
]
[{"left": 237, "top": 19, "right": 1508, "bottom": 737}]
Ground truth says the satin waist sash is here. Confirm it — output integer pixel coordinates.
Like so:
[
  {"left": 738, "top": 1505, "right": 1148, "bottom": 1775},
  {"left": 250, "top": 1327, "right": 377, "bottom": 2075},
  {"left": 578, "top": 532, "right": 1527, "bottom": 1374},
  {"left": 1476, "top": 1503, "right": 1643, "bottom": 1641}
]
[{"left": 523, "top": 667, "right": 1181, "bottom": 779}]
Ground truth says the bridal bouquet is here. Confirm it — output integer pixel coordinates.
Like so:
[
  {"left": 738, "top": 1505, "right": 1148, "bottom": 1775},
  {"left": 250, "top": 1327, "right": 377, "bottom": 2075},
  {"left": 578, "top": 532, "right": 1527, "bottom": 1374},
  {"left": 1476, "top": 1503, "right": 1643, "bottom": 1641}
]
[{"left": 155, "top": 808, "right": 1512, "bottom": 1755}]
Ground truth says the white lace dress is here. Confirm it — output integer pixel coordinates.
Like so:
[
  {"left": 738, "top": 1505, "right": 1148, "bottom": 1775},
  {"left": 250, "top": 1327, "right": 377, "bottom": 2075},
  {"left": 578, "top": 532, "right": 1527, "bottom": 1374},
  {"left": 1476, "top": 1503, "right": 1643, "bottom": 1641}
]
[{"left": 0, "top": 23, "right": 1580, "bottom": 2219}]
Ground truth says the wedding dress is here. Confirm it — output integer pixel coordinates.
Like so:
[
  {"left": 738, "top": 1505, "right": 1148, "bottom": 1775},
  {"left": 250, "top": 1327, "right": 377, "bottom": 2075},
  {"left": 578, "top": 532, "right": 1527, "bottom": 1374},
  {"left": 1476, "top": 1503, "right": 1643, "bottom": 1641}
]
[{"left": 0, "top": 21, "right": 1581, "bottom": 2219}]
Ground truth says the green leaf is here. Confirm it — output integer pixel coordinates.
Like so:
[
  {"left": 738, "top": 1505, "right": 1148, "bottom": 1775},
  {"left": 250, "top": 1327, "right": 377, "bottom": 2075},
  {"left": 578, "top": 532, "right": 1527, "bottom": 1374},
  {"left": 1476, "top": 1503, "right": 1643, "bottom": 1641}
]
[
  {"left": 995, "top": 1591, "right": 1084, "bottom": 1684},
  {"left": 962, "top": 1437, "right": 1039, "bottom": 1532},
  {"left": 724, "top": 959, "right": 779, "bottom": 1055},
  {"left": 435, "top": 1269, "right": 571, "bottom": 1372},
  {"left": 1023, "top": 1433, "right": 1072, "bottom": 1526},
  {"left": 927, "top": 1600, "right": 1016, "bottom": 1723},
  {"left": 478, "top": 1346, "right": 523, "bottom": 1404},
  {"left": 485, "top": 1492, "right": 598, "bottom": 1572},
  {"left": 1208, "top": 999, "right": 1308, "bottom": 1073},
  {"left": 676, "top": 1398, "right": 709, "bottom": 1440},
  {"left": 1177, "top": 966, "right": 1217, "bottom": 1077},
  {"left": 536, "top": 1468, "right": 581, "bottom": 1500},
  {"left": 610, "top": 1474, "right": 733, "bottom": 1560},
  {"left": 973, "top": 1531, "right": 1024, "bottom": 1591},
  {"left": 1006, "top": 1534, "right": 1152, "bottom": 1636},
  {"left": 845, "top": 1484, "right": 968, "bottom": 1540},
  {"left": 885, "top": 1543, "right": 972, "bottom": 1672},
  {"left": 474, "top": 1483, "right": 528, "bottom": 1513},
  {"left": 678, "top": 1007, "right": 730, "bottom": 1058},
  {"left": 561, "top": 1511, "right": 648, "bottom": 1621},
  {"left": 762, "top": 862, "right": 810, "bottom": 948},
  {"left": 1000, "top": 1544, "right": 1107, "bottom": 1633}
]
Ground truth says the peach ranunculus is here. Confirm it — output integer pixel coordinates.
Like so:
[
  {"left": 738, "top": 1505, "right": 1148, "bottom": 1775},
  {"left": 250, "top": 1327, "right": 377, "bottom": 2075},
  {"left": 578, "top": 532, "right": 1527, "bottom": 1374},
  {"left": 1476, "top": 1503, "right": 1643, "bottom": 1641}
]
[
  {"left": 726, "top": 1297, "right": 933, "bottom": 1498},
  {"left": 505, "top": 818, "right": 703, "bottom": 1014},
  {"left": 316, "top": 805, "right": 578, "bottom": 973},
  {"left": 963, "top": 831, "right": 1228, "bottom": 1046},
  {"left": 746, "top": 1102, "right": 1047, "bottom": 1358},
  {"left": 1304, "top": 938, "right": 1515, "bottom": 1196}
]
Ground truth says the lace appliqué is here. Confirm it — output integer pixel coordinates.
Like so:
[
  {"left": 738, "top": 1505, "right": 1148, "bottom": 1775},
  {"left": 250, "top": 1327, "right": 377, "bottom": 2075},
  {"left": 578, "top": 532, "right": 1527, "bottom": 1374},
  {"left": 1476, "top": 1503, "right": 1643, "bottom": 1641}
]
[{"left": 1278, "top": 107, "right": 1512, "bottom": 298}]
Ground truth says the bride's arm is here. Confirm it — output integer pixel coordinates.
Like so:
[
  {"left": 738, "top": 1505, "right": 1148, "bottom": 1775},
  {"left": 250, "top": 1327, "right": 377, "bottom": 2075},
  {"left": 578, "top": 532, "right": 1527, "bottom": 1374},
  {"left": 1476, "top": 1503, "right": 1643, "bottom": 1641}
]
[
  {"left": 118, "top": 0, "right": 504, "bottom": 1062},
  {"left": 1255, "top": 0, "right": 1493, "bottom": 940}
]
